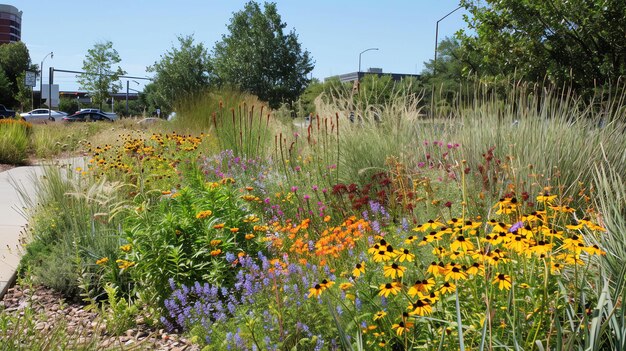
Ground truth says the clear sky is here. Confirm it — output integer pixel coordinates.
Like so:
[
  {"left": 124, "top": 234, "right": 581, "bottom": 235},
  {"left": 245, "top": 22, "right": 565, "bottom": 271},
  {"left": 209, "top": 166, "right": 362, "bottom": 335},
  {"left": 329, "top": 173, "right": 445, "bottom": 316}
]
[{"left": 8, "top": 0, "right": 468, "bottom": 92}]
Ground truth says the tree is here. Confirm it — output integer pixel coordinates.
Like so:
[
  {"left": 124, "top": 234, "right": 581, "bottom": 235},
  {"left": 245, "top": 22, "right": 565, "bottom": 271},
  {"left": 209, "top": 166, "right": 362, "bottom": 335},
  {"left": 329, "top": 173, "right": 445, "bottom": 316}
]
[
  {"left": 0, "top": 41, "right": 32, "bottom": 108},
  {"left": 147, "top": 35, "right": 213, "bottom": 110},
  {"left": 213, "top": 1, "right": 314, "bottom": 108},
  {"left": 459, "top": 0, "right": 626, "bottom": 91},
  {"left": 78, "top": 41, "right": 126, "bottom": 109}
]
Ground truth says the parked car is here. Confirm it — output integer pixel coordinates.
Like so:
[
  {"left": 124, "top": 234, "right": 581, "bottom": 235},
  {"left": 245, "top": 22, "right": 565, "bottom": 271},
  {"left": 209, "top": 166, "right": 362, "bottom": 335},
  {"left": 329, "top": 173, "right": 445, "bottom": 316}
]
[
  {"left": 0, "top": 104, "right": 15, "bottom": 118},
  {"left": 62, "top": 110, "right": 115, "bottom": 122},
  {"left": 79, "top": 108, "right": 118, "bottom": 120},
  {"left": 20, "top": 109, "right": 67, "bottom": 122}
]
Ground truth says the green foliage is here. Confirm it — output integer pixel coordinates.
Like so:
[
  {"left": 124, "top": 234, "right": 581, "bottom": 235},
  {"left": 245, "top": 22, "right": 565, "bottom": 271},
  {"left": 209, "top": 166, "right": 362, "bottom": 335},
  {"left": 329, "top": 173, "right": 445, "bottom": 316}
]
[
  {"left": 459, "top": 0, "right": 626, "bottom": 92},
  {"left": 77, "top": 41, "right": 126, "bottom": 109},
  {"left": 100, "top": 284, "right": 139, "bottom": 335},
  {"left": 58, "top": 96, "right": 81, "bottom": 115},
  {"left": 147, "top": 35, "right": 213, "bottom": 111},
  {"left": 0, "top": 41, "right": 32, "bottom": 108},
  {"left": 0, "top": 119, "right": 31, "bottom": 164},
  {"left": 20, "top": 168, "right": 129, "bottom": 300},
  {"left": 124, "top": 171, "right": 267, "bottom": 307},
  {"left": 213, "top": 1, "right": 314, "bottom": 108}
]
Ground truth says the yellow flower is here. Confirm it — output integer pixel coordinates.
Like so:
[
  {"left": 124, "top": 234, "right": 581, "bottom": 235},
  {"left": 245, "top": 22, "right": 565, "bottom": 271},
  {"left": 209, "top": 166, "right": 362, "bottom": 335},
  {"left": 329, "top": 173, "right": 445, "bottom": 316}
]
[
  {"left": 378, "top": 282, "right": 402, "bottom": 297},
  {"left": 339, "top": 282, "right": 353, "bottom": 290},
  {"left": 245, "top": 233, "right": 255, "bottom": 240},
  {"left": 210, "top": 249, "right": 222, "bottom": 256},
  {"left": 308, "top": 284, "right": 324, "bottom": 298},
  {"left": 116, "top": 259, "right": 135, "bottom": 269},
  {"left": 119, "top": 244, "right": 132, "bottom": 252},
  {"left": 407, "top": 278, "right": 435, "bottom": 297},
  {"left": 391, "top": 320, "right": 414, "bottom": 336},
  {"left": 230, "top": 227, "right": 239, "bottom": 233},
  {"left": 96, "top": 257, "right": 109, "bottom": 265},
  {"left": 373, "top": 310, "right": 387, "bottom": 320},
  {"left": 450, "top": 235, "right": 474, "bottom": 252},
  {"left": 439, "top": 281, "right": 456, "bottom": 294},
  {"left": 444, "top": 264, "right": 468, "bottom": 281},
  {"left": 408, "top": 299, "right": 432, "bottom": 316},
  {"left": 493, "top": 273, "right": 512, "bottom": 290},
  {"left": 383, "top": 263, "right": 406, "bottom": 279},
  {"left": 210, "top": 239, "right": 222, "bottom": 246},
  {"left": 397, "top": 248, "right": 415, "bottom": 262},
  {"left": 195, "top": 210, "right": 213, "bottom": 219},
  {"left": 353, "top": 261, "right": 365, "bottom": 278},
  {"left": 536, "top": 193, "right": 557, "bottom": 203},
  {"left": 213, "top": 223, "right": 225, "bottom": 229}
]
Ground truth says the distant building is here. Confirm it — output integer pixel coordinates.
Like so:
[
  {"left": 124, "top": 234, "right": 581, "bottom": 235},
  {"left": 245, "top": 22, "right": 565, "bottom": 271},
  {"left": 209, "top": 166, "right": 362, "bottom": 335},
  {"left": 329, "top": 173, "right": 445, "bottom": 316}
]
[
  {"left": 0, "top": 4, "right": 21, "bottom": 44},
  {"left": 328, "top": 68, "right": 420, "bottom": 83}
]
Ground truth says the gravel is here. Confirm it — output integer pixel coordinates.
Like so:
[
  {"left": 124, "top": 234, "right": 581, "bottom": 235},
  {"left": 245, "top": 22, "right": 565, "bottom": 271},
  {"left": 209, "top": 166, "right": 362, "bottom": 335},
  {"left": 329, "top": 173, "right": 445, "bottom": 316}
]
[{"left": 0, "top": 284, "right": 201, "bottom": 350}]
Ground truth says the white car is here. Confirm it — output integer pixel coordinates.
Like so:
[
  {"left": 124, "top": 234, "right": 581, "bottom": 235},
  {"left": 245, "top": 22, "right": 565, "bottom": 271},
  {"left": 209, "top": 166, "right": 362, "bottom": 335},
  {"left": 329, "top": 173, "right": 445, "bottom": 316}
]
[{"left": 20, "top": 109, "right": 67, "bottom": 122}]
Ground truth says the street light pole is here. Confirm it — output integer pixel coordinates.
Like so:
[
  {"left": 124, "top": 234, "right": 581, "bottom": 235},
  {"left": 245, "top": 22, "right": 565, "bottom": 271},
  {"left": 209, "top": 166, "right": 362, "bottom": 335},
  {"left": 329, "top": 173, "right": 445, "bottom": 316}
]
[
  {"left": 358, "top": 48, "right": 379, "bottom": 80},
  {"left": 434, "top": 5, "right": 462, "bottom": 75},
  {"left": 39, "top": 51, "right": 53, "bottom": 107}
]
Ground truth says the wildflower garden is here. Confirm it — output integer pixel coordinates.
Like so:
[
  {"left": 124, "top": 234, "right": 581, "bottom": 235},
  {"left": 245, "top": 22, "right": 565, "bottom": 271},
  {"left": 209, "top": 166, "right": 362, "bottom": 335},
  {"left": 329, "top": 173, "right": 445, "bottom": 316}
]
[{"left": 3, "top": 83, "right": 626, "bottom": 350}]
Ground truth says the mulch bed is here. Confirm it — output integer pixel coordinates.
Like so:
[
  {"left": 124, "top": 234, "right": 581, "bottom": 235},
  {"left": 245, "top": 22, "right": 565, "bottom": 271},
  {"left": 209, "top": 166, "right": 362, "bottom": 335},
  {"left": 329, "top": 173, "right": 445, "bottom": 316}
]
[{"left": 0, "top": 284, "right": 199, "bottom": 351}]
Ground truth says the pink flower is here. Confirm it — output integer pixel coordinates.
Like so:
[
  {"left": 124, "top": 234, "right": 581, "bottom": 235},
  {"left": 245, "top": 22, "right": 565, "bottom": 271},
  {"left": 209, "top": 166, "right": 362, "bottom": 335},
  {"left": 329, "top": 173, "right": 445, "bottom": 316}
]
[{"left": 291, "top": 186, "right": 298, "bottom": 192}]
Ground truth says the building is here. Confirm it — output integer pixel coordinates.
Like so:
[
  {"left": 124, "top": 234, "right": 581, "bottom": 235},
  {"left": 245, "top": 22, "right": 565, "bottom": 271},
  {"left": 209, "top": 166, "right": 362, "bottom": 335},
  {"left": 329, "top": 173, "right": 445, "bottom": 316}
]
[
  {"left": 0, "top": 4, "right": 21, "bottom": 44},
  {"left": 328, "top": 68, "right": 420, "bottom": 83}
]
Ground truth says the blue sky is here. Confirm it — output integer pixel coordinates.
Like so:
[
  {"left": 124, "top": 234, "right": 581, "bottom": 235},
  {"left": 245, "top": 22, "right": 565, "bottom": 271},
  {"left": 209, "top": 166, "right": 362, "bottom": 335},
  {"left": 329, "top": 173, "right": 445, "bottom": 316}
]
[{"left": 9, "top": 0, "right": 468, "bottom": 91}]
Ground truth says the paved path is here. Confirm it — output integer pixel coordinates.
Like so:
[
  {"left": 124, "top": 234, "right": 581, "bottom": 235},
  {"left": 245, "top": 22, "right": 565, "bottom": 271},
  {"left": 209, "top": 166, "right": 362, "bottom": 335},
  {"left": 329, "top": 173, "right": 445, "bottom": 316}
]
[
  {"left": 0, "top": 157, "right": 86, "bottom": 297},
  {"left": 0, "top": 165, "right": 44, "bottom": 296}
]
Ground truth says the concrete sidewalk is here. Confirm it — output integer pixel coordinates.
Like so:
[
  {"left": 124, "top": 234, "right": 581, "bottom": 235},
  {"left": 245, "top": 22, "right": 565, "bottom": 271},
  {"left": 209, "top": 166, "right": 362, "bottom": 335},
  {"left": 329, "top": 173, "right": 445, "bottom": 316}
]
[
  {"left": 0, "top": 164, "right": 44, "bottom": 297},
  {"left": 0, "top": 157, "right": 86, "bottom": 297}
]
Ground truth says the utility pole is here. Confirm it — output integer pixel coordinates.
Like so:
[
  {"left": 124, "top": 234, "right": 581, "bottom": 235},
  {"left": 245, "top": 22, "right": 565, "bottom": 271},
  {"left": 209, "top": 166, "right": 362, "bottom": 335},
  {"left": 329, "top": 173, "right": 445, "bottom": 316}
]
[{"left": 434, "top": 5, "right": 462, "bottom": 75}]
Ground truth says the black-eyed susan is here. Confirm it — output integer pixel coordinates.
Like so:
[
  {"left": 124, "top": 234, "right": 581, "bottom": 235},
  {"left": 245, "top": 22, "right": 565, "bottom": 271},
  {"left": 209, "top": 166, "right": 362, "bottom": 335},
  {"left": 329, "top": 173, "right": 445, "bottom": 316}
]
[
  {"left": 373, "top": 310, "right": 387, "bottom": 321},
  {"left": 493, "top": 273, "right": 512, "bottom": 290},
  {"left": 450, "top": 235, "right": 474, "bottom": 252},
  {"left": 408, "top": 299, "right": 432, "bottom": 316},
  {"left": 383, "top": 263, "right": 407, "bottom": 279},
  {"left": 404, "top": 235, "right": 418, "bottom": 244},
  {"left": 378, "top": 282, "right": 402, "bottom": 297},
  {"left": 407, "top": 278, "right": 435, "bottom": 297},
  {"left": 536, "top": 192, "right": 557, "bottom": 203},
  {"left": 353, "top": 261, "right": 366, "bottom": 278},
  {"left": 439, "top": 281, "right": 456, "bottom": 295},
  {"left": 396, "top": 248, "right": 415, "bottom": 262},
  {"left": 582, "top": 244, "right": 606, "bottom": 256},
  {"left": 308, "top": 284, "right": 324, "bottom": 298},
  {"left": 445, "top": 264, "right": 468, "bottom": 281},
  {"left": 415, "top": 219, "right": 445, "bottom": 232},
  {"left": 320, "top": 279, "right": 335, "bottom": 289},
  {"left": 391, "top": 320, "right": 414, "bottom": 336},
  {"left": 466, "top": 262, "right": 484, "bottom": 276},
  {"left": 427, "top": 261, "right": 446, "bottom": 277}
]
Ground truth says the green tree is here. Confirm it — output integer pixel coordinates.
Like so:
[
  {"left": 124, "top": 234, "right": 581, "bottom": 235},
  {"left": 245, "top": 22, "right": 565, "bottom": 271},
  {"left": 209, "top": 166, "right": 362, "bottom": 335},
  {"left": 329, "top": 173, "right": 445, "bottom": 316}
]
[
  {"left": 78, "top": 41, "right": 126, "bottom": 109},
  {"left": 459, "top": 0, "right": 626, "bottom": 91},
  {"left": 0, "top": 42, "right": 32, "bottom": 108},
  {"left": 147, "top": 35, "right": 213, "bottom": 110},
  {"left": 213, "top": 1, "right": 314, "bottom": 108}
]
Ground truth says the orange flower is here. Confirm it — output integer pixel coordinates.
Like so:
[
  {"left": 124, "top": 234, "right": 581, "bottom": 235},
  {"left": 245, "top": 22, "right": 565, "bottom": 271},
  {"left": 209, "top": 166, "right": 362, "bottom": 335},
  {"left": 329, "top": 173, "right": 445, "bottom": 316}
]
[
  {"left": 245, "top": 233, "right": 255, "bottom": 240},
  {"left": 230, "top": 227, "right": 240, "bottom": 233},
  {"left": 210, "top": 249, "right": 222, "bottom": 256},
  {"left": 213, "top": 223, "right": 225, "bottom": 229}
]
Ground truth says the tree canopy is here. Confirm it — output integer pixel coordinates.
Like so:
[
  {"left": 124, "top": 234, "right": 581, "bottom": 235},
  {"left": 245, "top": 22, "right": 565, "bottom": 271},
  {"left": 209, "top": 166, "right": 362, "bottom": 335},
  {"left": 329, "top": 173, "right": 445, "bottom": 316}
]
[
  {"left": 77, "top": 41, "right": 126, "bottom": 109},
  {"left": 213, "top": 1, "right": 314, "bottom": 108},
  {"left": 0, "top": 42, "right": 32, "bottom": 108},
  {"left": 458, "top": 0, "right": 626, "bottom": 90},
  {"left": 147, "top": 35, "right": 213, "bottom": 110}
]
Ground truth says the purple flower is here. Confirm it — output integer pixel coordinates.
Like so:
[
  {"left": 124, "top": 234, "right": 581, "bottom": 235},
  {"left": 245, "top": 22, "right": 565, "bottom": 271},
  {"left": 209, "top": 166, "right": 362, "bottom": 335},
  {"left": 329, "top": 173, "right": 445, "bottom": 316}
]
[
  {"left": 291, "top": 186, "right": 298, "bottom": 192},
  {"left": 312, "top": 185, "right": 318, "bottom": 191}
]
